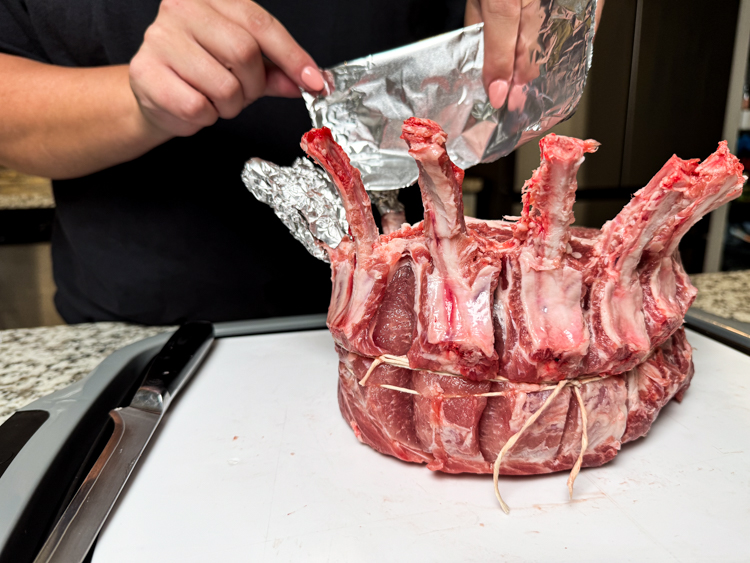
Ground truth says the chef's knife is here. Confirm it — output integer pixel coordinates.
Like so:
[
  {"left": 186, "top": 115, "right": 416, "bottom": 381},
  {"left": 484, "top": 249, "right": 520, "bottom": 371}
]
[{"left": 33, "top": 320, "right": 214, "bottom": 563}]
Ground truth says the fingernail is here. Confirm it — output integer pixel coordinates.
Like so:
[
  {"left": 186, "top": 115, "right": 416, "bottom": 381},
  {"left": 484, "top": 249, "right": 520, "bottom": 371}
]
[
  {"left": 300, "top": 66, "right": 325, "bottom": 92},
  {"left": 508, "top": 84, "right": 526, "bottom": 112},
  {"left": 489, "top": 79, "right": 509, "bottom": 109}
]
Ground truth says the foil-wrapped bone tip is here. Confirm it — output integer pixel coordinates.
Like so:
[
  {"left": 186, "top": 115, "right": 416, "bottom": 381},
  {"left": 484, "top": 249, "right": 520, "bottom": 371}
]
[{"left": 241, "top": 157, "right": 349, "bottom": 262}]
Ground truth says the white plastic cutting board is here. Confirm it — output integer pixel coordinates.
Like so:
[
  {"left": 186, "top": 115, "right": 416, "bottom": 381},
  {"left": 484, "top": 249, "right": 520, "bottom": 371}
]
[{"left": 93, "top": 329, "right": 750, "bottom": 562}]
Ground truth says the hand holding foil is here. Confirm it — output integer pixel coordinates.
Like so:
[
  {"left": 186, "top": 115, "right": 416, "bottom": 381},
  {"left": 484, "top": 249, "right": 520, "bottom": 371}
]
[
  {"left": 465, "top": 0, "right": 547, "bottom": 110},
  {"left": 303, "top": 0, "right": 596, "bottom": 191}
]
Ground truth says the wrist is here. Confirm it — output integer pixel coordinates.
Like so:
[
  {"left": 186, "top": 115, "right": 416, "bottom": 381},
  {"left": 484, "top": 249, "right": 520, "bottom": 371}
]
[{"left": 124, "top": 83, "right": 174, "bottom": 149}]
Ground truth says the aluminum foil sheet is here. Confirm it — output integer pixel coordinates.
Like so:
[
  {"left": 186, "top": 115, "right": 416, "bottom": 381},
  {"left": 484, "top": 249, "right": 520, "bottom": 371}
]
[
  {"left": 242, "top": 158, "right": 348, "bottom": 262},
  {"left": 303, "top": 0, "right": 596, "bottom": 191}
]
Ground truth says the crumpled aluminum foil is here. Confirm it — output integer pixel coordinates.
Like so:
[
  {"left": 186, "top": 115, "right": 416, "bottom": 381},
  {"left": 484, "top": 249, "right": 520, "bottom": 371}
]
[
  {"left": 303, "top": 0, "right": 596, "bottom": 191},
  {"left": 242, "top": 158, "right": 348, "bottom": 262}
]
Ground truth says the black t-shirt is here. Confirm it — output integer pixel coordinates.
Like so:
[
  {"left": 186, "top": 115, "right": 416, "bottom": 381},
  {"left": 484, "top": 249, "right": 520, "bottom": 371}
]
[{"left": 0, "top": 0, "right": 464, "bottom": 325}]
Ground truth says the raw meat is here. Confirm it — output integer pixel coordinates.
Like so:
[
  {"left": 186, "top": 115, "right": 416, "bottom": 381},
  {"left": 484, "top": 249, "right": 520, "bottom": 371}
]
[
  {"left": 299, "top": 119, "right": 744, "bottom": 504},
  {"left": 336, "top": 329, "right": 692, "bottom": 475}
]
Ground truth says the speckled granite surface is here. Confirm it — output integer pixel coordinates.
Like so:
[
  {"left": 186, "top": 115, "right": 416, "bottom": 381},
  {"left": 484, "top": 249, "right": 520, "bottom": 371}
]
[
  {"left": 690, "top": 269, "right": 750, "bottom": 324},
  {"left": 0, "top": 167, "right": 55, "bottom": 209},
  {"left": 0, "top": 323, "right": 172, "bottom": 425}
]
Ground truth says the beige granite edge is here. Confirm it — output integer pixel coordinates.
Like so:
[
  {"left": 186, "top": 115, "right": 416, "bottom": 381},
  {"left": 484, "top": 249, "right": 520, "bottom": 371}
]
[{"left": 690, "top": 269, "right": 750, "bottom": 324}]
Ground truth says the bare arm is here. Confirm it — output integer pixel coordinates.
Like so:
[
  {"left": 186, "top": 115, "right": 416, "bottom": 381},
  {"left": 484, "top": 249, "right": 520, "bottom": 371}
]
[
  {"left": 0, "top": 56, "right": 167, "bottom": 179},
  {"left": 0, "top": 0, "right": 325, "bottom": 180}
]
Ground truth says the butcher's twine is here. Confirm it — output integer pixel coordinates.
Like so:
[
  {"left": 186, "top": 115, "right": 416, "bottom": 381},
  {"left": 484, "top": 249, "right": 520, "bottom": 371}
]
[{"left": 355, "top": 354, "right": 605, "bottom": 514}]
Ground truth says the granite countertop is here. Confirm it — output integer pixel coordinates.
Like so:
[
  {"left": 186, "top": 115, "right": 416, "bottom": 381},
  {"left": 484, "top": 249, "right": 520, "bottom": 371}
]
[
  {"left": 690, "top": 269, "right": 750, "bottom": 323},
  {"left": 1, "top": 270, "right": 749, "bottom": 427},
  {"left": 0, "top": 323, "right": 172, "bottom": 425},
  {"left": 0, "top": 167, "right": 55, "bottom": 210}
]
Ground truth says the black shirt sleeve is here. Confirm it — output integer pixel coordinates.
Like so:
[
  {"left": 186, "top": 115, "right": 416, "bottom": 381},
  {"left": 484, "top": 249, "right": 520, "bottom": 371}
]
[{"left": 0, "top": 0, "right": 48, "bottom": 61}]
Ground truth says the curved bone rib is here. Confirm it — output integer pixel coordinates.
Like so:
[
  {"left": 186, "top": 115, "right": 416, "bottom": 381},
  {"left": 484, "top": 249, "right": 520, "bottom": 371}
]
[
  {"left": 515, "top": 134, "right": 599, "bottom": 269},
  {"left": 496, "top": 135, "right": 597, "bottom": 382},
  {"left": 301, "top": 127, "right": 379, "bottom": 251},
  {"left": 401, "top": 118, "right": 467, "bottom": 244},
  {"left": 401, "top": 118, "right": 499, "bottom": 381},
  {"left": 594, "top": 156, "right": 699, "bottom": 280},
  {"left": 583, "top": 156, "right": 697, "bottom": 374},
  {"left": 663, "top": 141, "right": 745, "bottom": 256},
  {"left": 586, "top": 142, "right": 746, "bottom": 373},
  {"left": 640, "top": 142, "right": 745, "bottom": 342},
  {"left": 302, "top": 127, "right": 388, "bottom": 354}
]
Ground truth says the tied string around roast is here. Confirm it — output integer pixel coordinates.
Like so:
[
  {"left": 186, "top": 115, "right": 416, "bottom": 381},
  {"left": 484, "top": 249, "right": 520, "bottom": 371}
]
[{"left": 355, "top": 354, "right": 606, "bottom": 514}]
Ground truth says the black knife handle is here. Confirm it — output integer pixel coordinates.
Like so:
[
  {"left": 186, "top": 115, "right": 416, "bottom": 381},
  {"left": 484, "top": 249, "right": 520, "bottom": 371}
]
[{"left": 140, "top": 321, "right": 214, "bottom": 400}]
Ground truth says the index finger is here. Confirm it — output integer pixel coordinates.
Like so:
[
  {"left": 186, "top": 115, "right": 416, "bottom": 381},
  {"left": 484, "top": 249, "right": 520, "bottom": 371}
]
[
  {"left": 479, "top": 0, "right": 521, "bottom": 108},
  {"left": 506, "top": 0, "right": 544, "bottom": 111},
  {"left": 209, "top": 0, "right": 326, "bottom": 93}
]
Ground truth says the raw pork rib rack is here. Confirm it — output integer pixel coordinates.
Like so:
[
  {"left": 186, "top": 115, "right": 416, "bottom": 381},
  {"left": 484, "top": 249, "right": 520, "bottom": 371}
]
[{"left": 300, "top": 118, "right": 744, "bottom": 511}]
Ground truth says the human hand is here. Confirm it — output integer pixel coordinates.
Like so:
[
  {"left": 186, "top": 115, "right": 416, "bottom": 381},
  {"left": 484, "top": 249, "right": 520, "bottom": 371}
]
[
  {"left": 466, "top": 0, "right": 603, "bottom": 111},
  {"left": 465, "top": 0, "right": 540, "bottom": 110},
  {"left": 129, "top": 0, "right": 325, "bottom": 138}
]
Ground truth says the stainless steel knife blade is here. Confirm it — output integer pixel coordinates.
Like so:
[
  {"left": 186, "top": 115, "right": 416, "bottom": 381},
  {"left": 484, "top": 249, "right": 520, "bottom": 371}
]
[{"left": 33, "top": 321, "right": 214, "bottom": 563}]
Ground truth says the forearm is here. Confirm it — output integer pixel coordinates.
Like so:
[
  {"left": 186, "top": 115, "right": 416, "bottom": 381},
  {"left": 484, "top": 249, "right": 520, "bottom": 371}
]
[{"left": 0, "top": 54, "right": 171, "bottom": 179}]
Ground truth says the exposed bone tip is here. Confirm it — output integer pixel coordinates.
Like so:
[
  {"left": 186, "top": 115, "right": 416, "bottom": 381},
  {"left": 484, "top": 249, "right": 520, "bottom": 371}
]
[
  {"left": 696, "top": 140, "right": 745, "bottom": 181},
  {"left": 300, "top": 127, "right": 334, "bottom": 153},
  {"left": 401, "top": 117, "right": 448, "bottom": 149},
  {"left": 707, "top": 140, "right": 739, "bottom": 170},
  {"left": 584, "top": 139, "right": 601, "bottom": 153},
  {"left": 301, "top": 126, "right": 379, "bottom": 245},
  {"left": 718, "top": 140, "right": 745, "bottom": 177},
  {"left": 707, "top": 140, "right": 736, "bottom": 163},
  {"left": 539, "top": 134, "right": 601, "bottom": 161}
]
